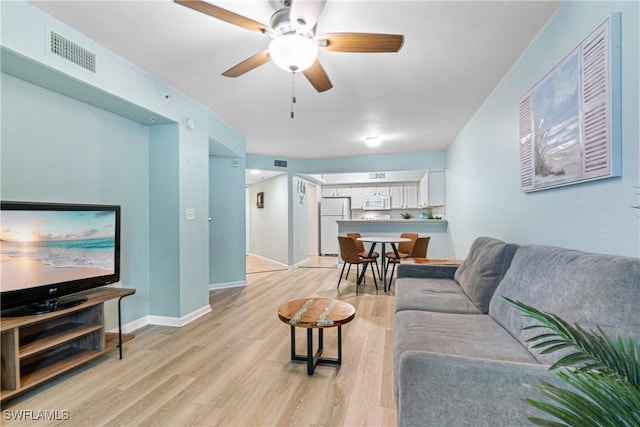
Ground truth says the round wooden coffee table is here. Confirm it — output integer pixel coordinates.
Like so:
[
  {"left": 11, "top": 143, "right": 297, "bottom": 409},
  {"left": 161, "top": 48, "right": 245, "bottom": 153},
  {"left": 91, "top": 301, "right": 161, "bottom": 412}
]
[{"left": 278, "top": 298, "right": 356, "bottom": 375}]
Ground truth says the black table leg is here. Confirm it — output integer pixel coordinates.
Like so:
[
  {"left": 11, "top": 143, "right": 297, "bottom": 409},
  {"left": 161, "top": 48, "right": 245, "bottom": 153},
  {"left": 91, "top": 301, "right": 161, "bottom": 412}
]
[{"left": 290, "top": 326, "right": 343, "bottom": 375}]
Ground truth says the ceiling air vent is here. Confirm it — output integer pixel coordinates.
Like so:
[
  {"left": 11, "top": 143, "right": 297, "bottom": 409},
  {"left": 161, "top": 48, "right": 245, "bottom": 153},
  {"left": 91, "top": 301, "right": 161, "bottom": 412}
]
[
  {"left": 50, "top": 31, "right": 96, "bottom": 73},
  {"left": 274, "top": 160, "right": 288, "bottom": 167}
]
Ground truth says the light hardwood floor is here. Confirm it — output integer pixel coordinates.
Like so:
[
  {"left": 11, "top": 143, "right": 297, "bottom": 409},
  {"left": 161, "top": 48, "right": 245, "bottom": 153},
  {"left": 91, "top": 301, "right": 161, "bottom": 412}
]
[{"left": 2, "top": 257, "right": 396, "bottom": 427}]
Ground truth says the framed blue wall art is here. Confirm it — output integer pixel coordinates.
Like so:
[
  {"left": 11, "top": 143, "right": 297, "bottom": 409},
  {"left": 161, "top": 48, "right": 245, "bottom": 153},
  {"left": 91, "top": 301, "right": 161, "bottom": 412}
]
[{"left": 519, "top": 14, "right": 622, "bottom": 192}]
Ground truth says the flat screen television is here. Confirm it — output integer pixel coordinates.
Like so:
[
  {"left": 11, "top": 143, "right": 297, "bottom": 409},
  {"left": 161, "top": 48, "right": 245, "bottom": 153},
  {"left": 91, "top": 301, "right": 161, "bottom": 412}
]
[{"left": 0, "top": 201, "right": 121, "bottom": 315}]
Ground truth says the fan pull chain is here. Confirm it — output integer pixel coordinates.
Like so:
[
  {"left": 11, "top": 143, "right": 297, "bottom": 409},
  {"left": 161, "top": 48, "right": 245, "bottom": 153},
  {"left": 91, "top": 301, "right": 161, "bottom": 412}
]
[{"left": 290, "top": 72, "right": 297, "bottom": 119}]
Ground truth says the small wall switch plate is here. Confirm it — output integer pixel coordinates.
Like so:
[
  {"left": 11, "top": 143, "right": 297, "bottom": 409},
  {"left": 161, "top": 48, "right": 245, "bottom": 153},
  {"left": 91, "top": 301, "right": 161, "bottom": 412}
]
[{"left": 186, "top": 208, "right": 195, "bottom": 220}]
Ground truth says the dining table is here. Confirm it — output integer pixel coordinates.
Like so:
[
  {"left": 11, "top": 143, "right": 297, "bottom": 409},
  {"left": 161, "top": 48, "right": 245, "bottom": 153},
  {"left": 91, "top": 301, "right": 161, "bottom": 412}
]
[{"left": 357, "top": 236, "right": 412, "bottom": 292}]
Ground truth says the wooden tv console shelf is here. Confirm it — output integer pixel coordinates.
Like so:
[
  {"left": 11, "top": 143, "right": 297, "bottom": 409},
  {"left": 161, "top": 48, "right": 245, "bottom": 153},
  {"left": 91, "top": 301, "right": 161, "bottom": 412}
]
[{"left": 0, "top": 287, "right": 135, "bottom": 402}]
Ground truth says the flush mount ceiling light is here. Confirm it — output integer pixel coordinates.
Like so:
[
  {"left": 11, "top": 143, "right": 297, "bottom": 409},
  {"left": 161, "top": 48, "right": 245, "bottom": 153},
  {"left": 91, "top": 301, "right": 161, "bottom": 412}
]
[
  {"left": 269, "top": 34, "right": 318, "bottom": 72},
  {"left": 365, "top": 136, "right": 381, "bottom": 147},
  {"left": 250, "top": 169, "right": 260, "bottom": 175}
]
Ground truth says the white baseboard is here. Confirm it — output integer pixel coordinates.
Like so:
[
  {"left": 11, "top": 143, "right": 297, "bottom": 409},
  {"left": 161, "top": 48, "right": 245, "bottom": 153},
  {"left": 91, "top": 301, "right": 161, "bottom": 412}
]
[
  {"left": 116, "top": 304, "right": 212, "bottom": 332},
  {"left": 209, "top": 280, "right": 247, "bottom": 290},
  {"left": 247, "top": 253, "right": 288, "bottom": 268},
  {"left": 118, "top": 316, "right": 149, "bottom": 334},
  {"left": 290, "top": 257, "right": 310, "bottom": 269},
  {"left": 248, "top": 253, "right": 311, "bottom": 270}
]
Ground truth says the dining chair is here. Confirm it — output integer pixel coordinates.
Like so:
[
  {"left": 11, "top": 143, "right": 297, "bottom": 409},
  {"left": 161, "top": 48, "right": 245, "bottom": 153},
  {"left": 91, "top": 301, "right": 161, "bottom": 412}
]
[
  {"left": 385, "top": 232, "right": 418, "bottom": 261},
  {"left": 347, "top": 232, "right": 381, "bottom": 279},
  {"left": 387, "top": 236, "right": 431, "bottom": 283},
  {"left": 384, "top": 233, "right": 418, "bottom": 285},
  {"left": 337, "top": 236, "right": 378, "bottom": 295}
]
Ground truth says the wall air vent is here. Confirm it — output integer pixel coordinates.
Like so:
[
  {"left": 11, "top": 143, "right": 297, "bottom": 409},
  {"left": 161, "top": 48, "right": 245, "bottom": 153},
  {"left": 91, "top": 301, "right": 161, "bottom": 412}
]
[
  {"left": 50, "top": 31, "right": 96, "bottom": 73},
  {"left": 274, "top": 160, "right": 288, "bottom": 167}
]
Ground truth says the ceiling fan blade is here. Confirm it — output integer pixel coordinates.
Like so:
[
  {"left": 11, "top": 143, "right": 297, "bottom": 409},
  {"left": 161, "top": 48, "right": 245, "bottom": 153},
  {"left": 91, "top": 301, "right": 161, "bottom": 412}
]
[
  {"left": 174, "top": 0, "right": 270, "bottom": 35},
  {"left": 317, "top": 33, "right": 404, "bottom": 53},
  {"left": 303, "top": 60, "right": 333, "bottom": 92},
  {"left": 290, "top": 0, "right": 327, "bottom": 31},
  {"left": 222, "top": 50, "right": 271, "bottom": 77}
]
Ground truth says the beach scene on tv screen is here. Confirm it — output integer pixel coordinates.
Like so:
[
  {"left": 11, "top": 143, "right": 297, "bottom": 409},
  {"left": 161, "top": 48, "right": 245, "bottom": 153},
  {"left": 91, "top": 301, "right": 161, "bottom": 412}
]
[{"left": 0, "top": 210, "right": 116, "bottom": 292}]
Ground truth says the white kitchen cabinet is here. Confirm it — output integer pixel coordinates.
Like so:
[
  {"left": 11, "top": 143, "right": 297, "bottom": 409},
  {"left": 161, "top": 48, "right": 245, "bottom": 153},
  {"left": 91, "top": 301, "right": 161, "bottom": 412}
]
[
  {"left": 322, "top": 185, "right": 351, "bottom": 197},
  {"left": 351, "top": 186, "right": 364, "bottom": 209},
  {"left": 418, "top": 171, "right": 445, "bottom": 207},
  {"left": 336, "top": 186, "right": 352, "bottom": 197},
  {"left": 364, "top": 185, "right": 390, "bottom": 196},
  {"left": 390, "top": 184, "right": 404, "bottom": 208},
  {"left": 404, "top": 183, "right": 418, "bottom": 208},
  {"left": 321, "top": 186, "right": 333, "bottom": 197},
  {"left": 391, "top": 183, "right": 418, "bottom": 208}
]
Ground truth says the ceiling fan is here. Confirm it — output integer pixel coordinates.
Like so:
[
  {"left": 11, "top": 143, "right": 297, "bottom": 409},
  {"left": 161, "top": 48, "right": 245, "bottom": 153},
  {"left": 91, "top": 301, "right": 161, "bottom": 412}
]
[{"left": 174, "top": 0, "right": 404, "bottom": 92}]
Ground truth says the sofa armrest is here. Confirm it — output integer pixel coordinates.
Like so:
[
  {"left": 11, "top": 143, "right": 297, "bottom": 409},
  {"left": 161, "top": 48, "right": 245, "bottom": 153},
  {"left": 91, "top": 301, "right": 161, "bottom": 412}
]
[
  {"left": 397, "top": 263, "right": 458, "bottom": 280},
  {"left": 396, "top": 351, "right": 560, "bottom": 427}
]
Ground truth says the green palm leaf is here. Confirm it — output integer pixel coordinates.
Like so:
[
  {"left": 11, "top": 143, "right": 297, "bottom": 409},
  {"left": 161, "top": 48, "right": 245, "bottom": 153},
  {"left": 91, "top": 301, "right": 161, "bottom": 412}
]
[
  {"left": 503, "top": 298, "right": 640, "bottom": 386},
  {"left": 502, "top": 298, "right": 640, "bottom": 426}
]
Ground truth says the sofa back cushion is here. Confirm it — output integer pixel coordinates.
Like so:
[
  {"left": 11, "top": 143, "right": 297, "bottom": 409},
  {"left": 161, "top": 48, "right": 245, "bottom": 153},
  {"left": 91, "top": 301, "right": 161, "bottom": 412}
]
[
  {"left": 454, "top": 237, "right": 519, "bottom": 313},
  {"left": 489, "top": 245, "right": 640, "bottom": 365}
]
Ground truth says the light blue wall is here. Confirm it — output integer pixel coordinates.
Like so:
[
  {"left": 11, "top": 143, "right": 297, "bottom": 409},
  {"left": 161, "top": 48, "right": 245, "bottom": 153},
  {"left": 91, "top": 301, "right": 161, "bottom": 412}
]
[
  {"left": 209, "top": 155, "right": 246, "bottom": 285},
  {"left": 1, "top": 73, "right": 151, "bottom": 321},
  {"left": 1, "top": 1, "right": 246, "bottom": 323},
  {"left": 149, "top": 125, "right": 181, "bottom": 317},
  {"left": 446, "top": 1, "right": 639, "bottom": 258}
]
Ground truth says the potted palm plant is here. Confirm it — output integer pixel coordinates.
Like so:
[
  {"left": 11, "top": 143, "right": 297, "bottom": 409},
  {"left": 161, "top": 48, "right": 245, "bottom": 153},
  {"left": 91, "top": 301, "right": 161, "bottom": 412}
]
[{"left": 504, "top": 298, "right": 640, "bottom": 426}]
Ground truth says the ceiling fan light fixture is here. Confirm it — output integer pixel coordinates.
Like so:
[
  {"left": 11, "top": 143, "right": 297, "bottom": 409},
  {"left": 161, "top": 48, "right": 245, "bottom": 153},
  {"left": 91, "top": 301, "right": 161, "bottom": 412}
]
[{"left": 269, "top": 34, "right": 318, "bottom": 72}]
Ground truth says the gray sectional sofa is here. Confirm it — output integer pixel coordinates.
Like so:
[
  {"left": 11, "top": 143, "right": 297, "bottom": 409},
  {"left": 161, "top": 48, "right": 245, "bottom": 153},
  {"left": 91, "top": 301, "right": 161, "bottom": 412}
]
[{"left": 394, "top": 237, "right": 640, "bottom": 427}]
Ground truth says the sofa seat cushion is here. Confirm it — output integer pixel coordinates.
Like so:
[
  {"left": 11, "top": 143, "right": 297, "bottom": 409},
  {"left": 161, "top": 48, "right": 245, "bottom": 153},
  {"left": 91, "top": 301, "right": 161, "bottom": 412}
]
[
  {"left": 394, "top": 310, "right": 537, "bottom": 398},
  {"left": 395, "top": 278, "right": 482, "bottom": 314}
]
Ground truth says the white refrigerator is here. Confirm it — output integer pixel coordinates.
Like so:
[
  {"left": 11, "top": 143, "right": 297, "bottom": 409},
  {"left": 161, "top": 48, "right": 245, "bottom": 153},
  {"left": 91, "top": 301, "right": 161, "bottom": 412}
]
[{"left": 320, "top": 197, "right": 351, "bottom": 256}]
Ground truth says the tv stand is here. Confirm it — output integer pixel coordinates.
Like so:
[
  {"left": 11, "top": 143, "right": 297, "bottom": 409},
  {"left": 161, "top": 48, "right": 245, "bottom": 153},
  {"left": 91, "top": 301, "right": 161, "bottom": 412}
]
[
  {"left": 4, "top": 295, "right": 89, "bottom": 316},
  {"left": 0, "top": 287, "right": 135, "bottom": 402}
]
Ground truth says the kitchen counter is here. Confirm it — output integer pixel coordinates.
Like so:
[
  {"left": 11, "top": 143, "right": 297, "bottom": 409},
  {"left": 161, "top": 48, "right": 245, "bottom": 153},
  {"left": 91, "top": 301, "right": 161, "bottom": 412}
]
[
  {"left": 338, "top": 219, "right": 447, "bottom": 225},
  {"left": 337, "top": 219, "right": 449, "bottom": 259}
]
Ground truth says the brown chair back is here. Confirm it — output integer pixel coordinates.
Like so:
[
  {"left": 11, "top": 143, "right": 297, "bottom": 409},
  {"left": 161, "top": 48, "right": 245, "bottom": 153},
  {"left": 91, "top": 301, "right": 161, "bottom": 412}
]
[
  {"left": 398, "top": 233, "right": 418, "bottom": 254},
  {"left": 346, "top": 232, "right": 366, "bottom": 253},
  {"left": 411, "top": 236, "right": 431, "bottom": 258},
  {"left": 338, "top": 236, "right": 362, "bottom": 264}
]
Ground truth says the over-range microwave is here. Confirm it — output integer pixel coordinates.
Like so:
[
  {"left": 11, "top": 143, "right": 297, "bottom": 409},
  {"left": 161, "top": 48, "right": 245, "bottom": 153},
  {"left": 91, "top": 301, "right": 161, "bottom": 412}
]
[{"left": 363, "top": 194, "right": 391, "bottom": 210}]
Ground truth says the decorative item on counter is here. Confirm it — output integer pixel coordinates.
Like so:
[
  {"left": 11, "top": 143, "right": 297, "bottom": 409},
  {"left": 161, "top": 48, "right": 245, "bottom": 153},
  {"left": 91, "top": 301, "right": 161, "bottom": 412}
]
[
  {"left": 419, "top": 212, "right": 428, "bottom": 219},
  {"left": 401, "top": 212, "right": 413, "bottom": 219}
]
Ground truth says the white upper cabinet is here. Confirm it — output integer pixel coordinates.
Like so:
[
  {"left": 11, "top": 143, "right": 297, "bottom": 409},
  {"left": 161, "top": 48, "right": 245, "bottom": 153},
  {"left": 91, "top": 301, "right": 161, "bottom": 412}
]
[
  {"left": 419, "top": 170, "right": 445, "bottom": 207},
  {"left": 390, "top": 184, "right": 404, "bottom": 208},
  {"left": 391, "top": 183, "right": 418, "bottom": 208},
  {"left": 404, "top": 183, "right": 418, "bottom": 208},
  {"left": 364, "top": 185, "right": 390, "bottom": 196},
  {"left": 319, "top": 171, "right": 443, "bottom": 210},
  {"left": 351, "top": 186, "right": 364, "bottom": 209},
  {"left": 322, "top": 185, "right": 351, "bottom": 197}
]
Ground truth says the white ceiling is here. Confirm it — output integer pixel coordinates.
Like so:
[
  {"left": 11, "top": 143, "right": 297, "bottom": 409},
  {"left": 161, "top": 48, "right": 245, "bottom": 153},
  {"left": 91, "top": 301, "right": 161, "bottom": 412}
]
[{"left": 30, "top": 0, "right": 560, "bottom": 159}]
